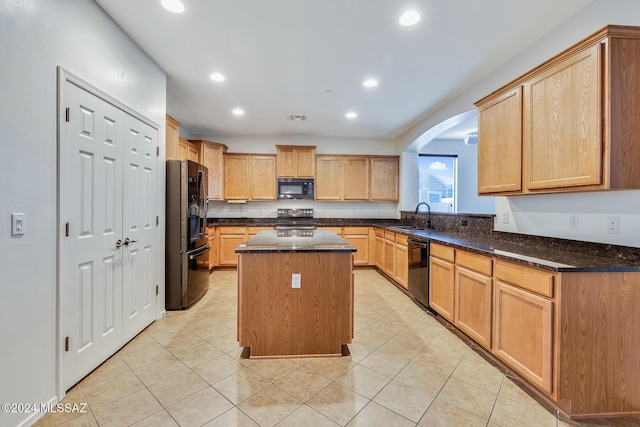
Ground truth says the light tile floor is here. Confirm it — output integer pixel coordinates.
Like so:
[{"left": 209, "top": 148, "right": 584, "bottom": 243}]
[{"left": 36, "top": 269, "right": 640, "bottom": 427}]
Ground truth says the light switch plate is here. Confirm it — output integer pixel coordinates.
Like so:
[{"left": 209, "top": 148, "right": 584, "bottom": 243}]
[
  {"left": 11, "top": 213, "right": 25, "bottom": 236},
  {"left": 292, "top": 273, "right": 301, "bottom": 289}
]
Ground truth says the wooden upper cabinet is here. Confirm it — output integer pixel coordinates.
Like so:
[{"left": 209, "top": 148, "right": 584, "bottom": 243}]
[
  {"left": 250, "top": 155, "right": 277, "bottom": 200},
  {"left": 179, "top": 137, "right": 199, "bottom": 162},
  {"left": 524, "top": 44, "right": 602, "bottom": 190},
  {"left": 224, "top": 154, "right": 250, "bottom": 200},
  {"left": 475, "top": 25, "right": 640, "bottom": 195},
  {"left": 223, "top": 153, "right": 276, "bottom": 201},
  {"left": 370, "top": 156, "right": 399, "bottom": 201},
  {"left": 343, "top": 157, "right": 369, "bottom": 200},
  {"left": 166, "top": 115, "right": 180, "bottom": 161},
  {"left": 315, "top": 156, "right": 343, "bottom": 200},
  {"left": 477, "top": 87, "right": 522, "bottom": 194},
  {"left": 192, "top": 140, "right": 228, "bottom": 200},
  {"left": 276, "top": 145, "right": 316, "bottom": 178}
]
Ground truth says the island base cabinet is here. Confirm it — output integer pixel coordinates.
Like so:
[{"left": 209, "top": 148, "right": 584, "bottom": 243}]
[
  {"left": 493, "top": 281, "right": 553, "bottom": 394},
  {"left": 237, "top": 252, "right": 353, "bottom": 358}
]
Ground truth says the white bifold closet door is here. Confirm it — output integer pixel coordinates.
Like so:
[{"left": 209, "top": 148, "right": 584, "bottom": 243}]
[{"left": 60, "top": 79, "right": 158, "bottom": 390}]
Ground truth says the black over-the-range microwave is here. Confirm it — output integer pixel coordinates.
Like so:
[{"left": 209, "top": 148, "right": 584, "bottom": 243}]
[{"left": 277, "top": 178, "right": 314, "bottom": 199}]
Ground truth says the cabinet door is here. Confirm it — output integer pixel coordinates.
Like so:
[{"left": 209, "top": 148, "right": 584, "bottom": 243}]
[
  {"left": 523, "top": 44, "right": 602, "bottom": 190},
  {"left": 208, "top": 231, "right": 218, "bottom": 270},
  {"left": 224, "top": 155, "right": 250, "bottom": 200},
  {"left": 493, "top": 280, "right": 553, "bottom": 393},
  {"left": 178, "top": 139, "right": 189, "bottom": 160},
  {"left": 343, "top": 157, "right": 369, "bottom": 200},
  {"left": 218, "top": 234, "right": 245, "bottom": 266},
  {"left": 276, "top": 146, "right": 296, "bottom": 177},
  {"left": 296, "top": 147, "right": 316, "bottom": 178},
  {"left": 429, "top": 257, "right": 455, "bottom": 322},
  {"left": 188, "top": 145, "right": 199, "bottom": 162},
  {"left": 316, "top": 156, "right": 342, "bottom": 200},
  {"left": 394, "top": 242, "right": 408, "bottom": 288},
  {"left": 383, "top": 238, "right": 395, "bottom": 277},
  {"left": 370, "top": 157, "right": 399, "bottom": 201},
  {"left": 343, "top": 233, "right": 369, "bottom": 265},
  {"left": 477, "top": 87, "right": 522, "bottom": 194},
  {"left": 166, "top": 115, "right": 180, "bottom": 161},
  {"left": 455, "top": 266, "right": 492, "bottom": 349},
  {"left": 199, "top": 143, "right": 226, "bottom": 200},
  {"left": 374, "top": 236, "right": 384, "bottom": 269},
  {"left": 250, "top": 155, "right": 276, "bottom": 200}
]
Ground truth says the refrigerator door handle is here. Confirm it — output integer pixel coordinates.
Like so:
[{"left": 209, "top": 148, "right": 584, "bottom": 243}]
[{"left": 186, "top": 244, "right": 210, "bottom": 259}]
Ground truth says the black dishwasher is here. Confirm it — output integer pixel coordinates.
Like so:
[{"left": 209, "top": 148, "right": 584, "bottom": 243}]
[{"left": 407, "top": 238, "right": 433, "bottom": 312}]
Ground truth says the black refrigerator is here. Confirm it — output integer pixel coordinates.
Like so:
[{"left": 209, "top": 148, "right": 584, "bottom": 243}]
[{"left": 165, "top": 159, "right": 210, "bottom": 310}]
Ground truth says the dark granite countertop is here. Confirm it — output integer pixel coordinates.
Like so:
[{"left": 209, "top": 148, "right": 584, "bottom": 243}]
[
  {"left": 211, "top": 217, "right": 639, "bottom": 272},
  {"left": 400, "top": 229, "right": 639, "bottom": 273},
  {"left": 235, "top": 230, "right": 356, "bottom": 253}
]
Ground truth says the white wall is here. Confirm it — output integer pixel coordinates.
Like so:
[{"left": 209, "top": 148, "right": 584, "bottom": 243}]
[
  {"left": 0, "top": 1, "right": 165, "bottom": 426},
  {"left": 199, "top": 135, "right": 402, "bottom": 218},
  {"left": 397, "top": 0, "right": 640, "bottom": 247}
]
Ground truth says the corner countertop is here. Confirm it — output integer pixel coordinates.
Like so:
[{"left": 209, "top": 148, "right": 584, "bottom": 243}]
[{"left": 235, "top": 230, "right": 356, "bottom": 253}]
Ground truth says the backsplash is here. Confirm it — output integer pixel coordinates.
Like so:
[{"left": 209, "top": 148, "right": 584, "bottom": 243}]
[
  {"left": 401, "top": 211, "right": 495, "bottom": 235},
  {"left": 207, "top": 200, "right": 400, "bottom": 219}
]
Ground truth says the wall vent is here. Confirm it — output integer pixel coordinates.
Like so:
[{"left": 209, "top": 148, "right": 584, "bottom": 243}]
[{"left": 289, "top": 114, "right": 307, "bottom": 121}]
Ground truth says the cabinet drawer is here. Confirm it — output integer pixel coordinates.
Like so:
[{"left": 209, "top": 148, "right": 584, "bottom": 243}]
[
  {"left": 395, "top": 233, "right": 408, "bottom": 245},
  {"left": 431, "top": 243, "right": 455, "bottom": 263},
  {"left": 495, "top": 260, "right": 554, "bottom": 298},
  {"left": 218, "top": 226, "right": 246, "bottom": 235},
  {"left": 342, "top": 227, "right": 368, "bottom": 235},
  {"left": 456, "top": 250, "right": 492, "bottom": 276},
  {"left": 384, "top": 230, "right": 396, "bottom": 240},
  {"left": 374, "top": 227, "right": 384, "bottom": 237}
]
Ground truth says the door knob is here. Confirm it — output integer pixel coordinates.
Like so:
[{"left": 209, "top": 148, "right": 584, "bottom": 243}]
[
  {"left": 115, "top": 239, "right": 125, "bottom": 248},
  {"left": 123, "top": 237, "right": 138, "bottom": 246}
]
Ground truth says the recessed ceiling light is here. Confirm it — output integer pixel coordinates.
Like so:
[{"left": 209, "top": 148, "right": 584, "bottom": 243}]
[
  {"left": 345, "top": 111, "right": 358, "bottom": 119},
  {"left": 210, "top": 72, "right": 225, "bottom": 82},
  {"left": 363, "top": 78, "right": 378, "bottom": 88},
  {"left": 399, "top": 10, "right": 420, "bottom": 26},
  {"left": 232, "top": 108, "right": 245, "bottom": 116},
  {"left": 161, "top": 0, "right": 185, "bottom": 13}
]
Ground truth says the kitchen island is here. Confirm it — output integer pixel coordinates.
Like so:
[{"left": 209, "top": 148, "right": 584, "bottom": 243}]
[{"left": 235, "top": 230, "right": 356, "bottom": 358}]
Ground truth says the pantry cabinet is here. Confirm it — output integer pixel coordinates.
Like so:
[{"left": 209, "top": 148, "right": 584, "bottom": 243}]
[
  {"left": 276, "top": 145, "right": 316, "bottom": 178},
  {"left": 475, "top": 25, "right": 640, "bottom": 195}
]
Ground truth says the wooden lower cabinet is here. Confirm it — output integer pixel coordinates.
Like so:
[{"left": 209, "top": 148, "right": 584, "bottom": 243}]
[
  {"left": 207, "top": 228, "right": 218, "bottom": 269},
  {"left": 382, "top": 232, "right": 395, "bottom": 277},
  {"left": 218, "top": 227, "right": 246, "bottom": 266},
  {"left": 374, "top": 232, "right": 384, "bottom": 269},
  {"left": 493, "top": 280, "right": 553, "bottom": 393},
  {"left": 429, "top": 243, "right": 455, "bottom": 322},
  {"left": 454, "top": 250, "right": 493, "bottom": 349},
  {"left": 394, "top": 234, "right": 408, "bottom": 288},
  {"left": 342, "top": 227, "right": 369, "bottom": 265}
]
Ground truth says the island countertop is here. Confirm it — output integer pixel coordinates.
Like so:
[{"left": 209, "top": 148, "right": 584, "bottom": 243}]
[{"left": 235, "top": 229, "right": 356, "bottom": 253}]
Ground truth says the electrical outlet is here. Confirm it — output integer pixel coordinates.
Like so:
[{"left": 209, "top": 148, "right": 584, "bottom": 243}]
[
  {"left": 502, "top": 212, "right": 509, "bottom": 224},
  {"left": 569, "top": 214, "right": 579, "bottom": 230},
  {"left": 292, "top": 273, "right": 301, "bottom": 288},
  {"left": 607, "top": 217, "right": 620, "bottom": 234}
]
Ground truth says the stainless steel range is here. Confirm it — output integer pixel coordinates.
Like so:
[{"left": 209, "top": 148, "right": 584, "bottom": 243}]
[{"left": 275, "top": 208, "right": 315, "bottom": 230}]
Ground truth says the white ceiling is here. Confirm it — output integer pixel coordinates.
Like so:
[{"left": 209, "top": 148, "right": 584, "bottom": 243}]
[{"left": 95, "top": 0, "right": 595, "bottom": 140}]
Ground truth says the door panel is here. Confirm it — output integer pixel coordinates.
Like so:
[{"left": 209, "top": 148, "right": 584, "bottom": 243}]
[
  {"left": 122, "top": 115, "right": 158, "bottom": 341},
  {"left": 61, "top": 80, "right": 158, "bottom": 388},
  {"left": 62, "top": 82, "right": 124, "bottom": 388}
]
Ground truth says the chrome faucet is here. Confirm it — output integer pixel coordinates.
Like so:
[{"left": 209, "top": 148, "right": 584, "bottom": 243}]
[{"left": 414, "top": 202, "right": 433, "bottom": 229}]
